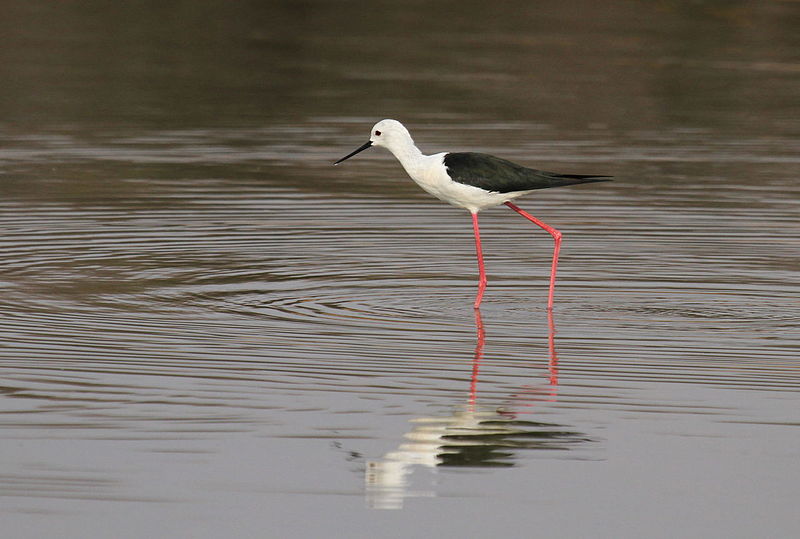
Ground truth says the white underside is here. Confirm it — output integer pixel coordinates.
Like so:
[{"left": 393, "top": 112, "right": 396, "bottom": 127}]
[
  {"left": 368, "top": 123, "right": 531, "bottom": 213},
  {"left": 403, "top": 153, "right": 530, "bottom": 213}
]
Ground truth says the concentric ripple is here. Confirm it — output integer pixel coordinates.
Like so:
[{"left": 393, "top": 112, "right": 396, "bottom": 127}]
[{"left": 0, "top": 127, "right": 797, "bottom": 446}]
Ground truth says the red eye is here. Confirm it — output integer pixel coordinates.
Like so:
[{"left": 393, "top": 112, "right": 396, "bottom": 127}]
[{"left": 374, "top": 130, "right": 381, "bottom": 136}]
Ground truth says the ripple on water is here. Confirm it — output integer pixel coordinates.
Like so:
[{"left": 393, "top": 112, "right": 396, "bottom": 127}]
[{"left": 0, "top": 128, "right": 799, "bottom": 442}]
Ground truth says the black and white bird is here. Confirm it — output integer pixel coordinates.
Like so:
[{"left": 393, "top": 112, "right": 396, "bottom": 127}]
[{"left": 334, "top": 119, "right": 610, "bottom": 310}]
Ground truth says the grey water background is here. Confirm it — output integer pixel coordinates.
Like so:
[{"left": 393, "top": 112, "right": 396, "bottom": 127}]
[{"left": 1, "top": 1, "right": 799, "bottom": 537}]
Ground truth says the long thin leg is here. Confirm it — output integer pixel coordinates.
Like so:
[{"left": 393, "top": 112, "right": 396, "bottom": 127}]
[
  {"left": 471, "top": 211, "right": 487, "bottom": 309},
  {"left": 504, "top": 201, "right": 562, "bottom": 310}
]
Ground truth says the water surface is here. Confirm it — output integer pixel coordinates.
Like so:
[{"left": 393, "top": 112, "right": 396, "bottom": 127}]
[{"left": 1, "top": 2, "right": 799, "bottom": 538}]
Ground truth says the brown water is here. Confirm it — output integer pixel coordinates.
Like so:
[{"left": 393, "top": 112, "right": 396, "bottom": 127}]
[{"left": 2, "top": 1, "right": 799, "bottom": 538}]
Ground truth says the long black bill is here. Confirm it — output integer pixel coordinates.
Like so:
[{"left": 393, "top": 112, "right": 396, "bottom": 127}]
[{"left": 333, "top": 141, "right": 372, "bottom": 165}]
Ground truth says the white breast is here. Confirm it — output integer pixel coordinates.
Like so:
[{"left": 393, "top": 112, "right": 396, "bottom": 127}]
[{"left": 403, "top": 153, "right": 523, "bottom": 213}]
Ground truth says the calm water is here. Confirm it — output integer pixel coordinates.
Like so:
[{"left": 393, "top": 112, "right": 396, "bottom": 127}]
[{"left": 1, "top": 1, "right": 799, "bottom": 538}]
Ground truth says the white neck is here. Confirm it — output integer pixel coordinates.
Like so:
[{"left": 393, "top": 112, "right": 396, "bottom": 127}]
[{"left": 386, "top": 137, "right": 426, "bottom": 173}]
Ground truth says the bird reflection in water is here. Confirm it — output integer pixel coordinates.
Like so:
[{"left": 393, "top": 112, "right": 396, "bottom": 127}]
[{"left": 365, "top": 309, "right": 589, "bottom": 510}]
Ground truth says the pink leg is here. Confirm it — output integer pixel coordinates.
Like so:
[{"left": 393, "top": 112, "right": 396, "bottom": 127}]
[
  {"left": 471, "top": 212, "right": 487, "bottom": 309},
  {"left": 504, "top": 201, "right": 562, "bottom": 310}
]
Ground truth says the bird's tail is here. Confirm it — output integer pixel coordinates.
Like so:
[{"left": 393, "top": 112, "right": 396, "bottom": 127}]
[{"left": 547, "top": 174, "right": 613, "bottom": 188}]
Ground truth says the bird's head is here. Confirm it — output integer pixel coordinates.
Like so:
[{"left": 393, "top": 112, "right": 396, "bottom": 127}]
[
  {"left": 368, "top": 119, "right": 412, "bottom": 150},
  {"left": 334, "top": 119, "right": 413, "bottom": 165}
]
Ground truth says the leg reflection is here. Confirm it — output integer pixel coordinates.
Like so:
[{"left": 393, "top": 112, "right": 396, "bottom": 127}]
[
  {"left": 468, "top": 308, "right": 486, "bottom": 407},
  {"left": 547, "top": 307, "right": 559, "bottom": 392},
  {"left": 504, "top": 309, "right": 559, "bottom": 410},
  {"left": 365, "top": 309, "right": 579, "bottom": 510}
]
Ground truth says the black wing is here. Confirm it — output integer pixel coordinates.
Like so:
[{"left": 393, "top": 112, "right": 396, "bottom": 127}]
[{"left": 444, "top": 152, "right": 611, "bottom": 193}]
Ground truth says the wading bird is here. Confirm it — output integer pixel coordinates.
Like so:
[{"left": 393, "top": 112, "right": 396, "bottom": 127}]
[{"left": 334, "top": 119, "right": 610, "bottom": 309}]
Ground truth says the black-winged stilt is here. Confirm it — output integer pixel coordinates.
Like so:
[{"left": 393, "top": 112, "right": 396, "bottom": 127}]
[{"left": 334, "top": 119, "right": 611, "bottom": 310}]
